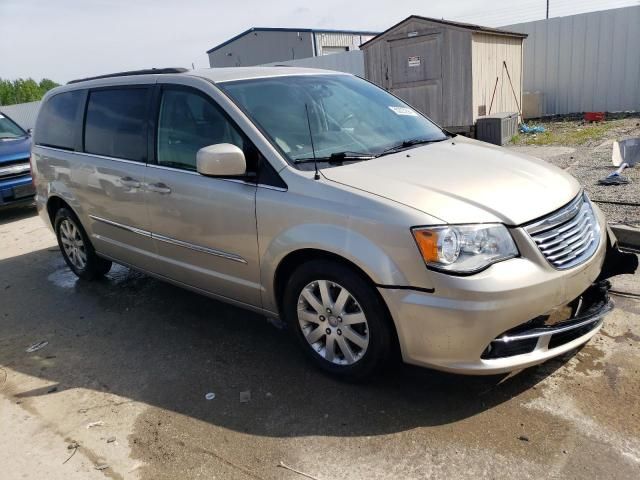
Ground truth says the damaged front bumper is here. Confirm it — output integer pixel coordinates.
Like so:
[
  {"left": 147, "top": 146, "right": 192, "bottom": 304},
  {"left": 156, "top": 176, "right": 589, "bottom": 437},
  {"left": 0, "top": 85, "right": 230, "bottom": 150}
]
[{"left": 481, "top": 281, "right": 612, "bottom": 361}]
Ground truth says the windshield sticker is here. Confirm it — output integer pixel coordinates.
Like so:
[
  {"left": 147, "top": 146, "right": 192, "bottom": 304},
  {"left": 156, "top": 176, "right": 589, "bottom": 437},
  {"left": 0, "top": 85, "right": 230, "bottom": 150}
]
[
  {"left": 0, "top": 114, "right": 4, "bottom": 119},
  {"left": 388, "top": 106, "right": 418, "bottom": 117}
]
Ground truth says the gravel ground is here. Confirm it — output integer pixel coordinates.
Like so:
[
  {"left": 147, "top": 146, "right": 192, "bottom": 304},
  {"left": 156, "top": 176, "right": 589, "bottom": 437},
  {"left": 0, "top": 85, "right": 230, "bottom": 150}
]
[{"left": 508, "top": 116, "right": 640, "bottom": 224}]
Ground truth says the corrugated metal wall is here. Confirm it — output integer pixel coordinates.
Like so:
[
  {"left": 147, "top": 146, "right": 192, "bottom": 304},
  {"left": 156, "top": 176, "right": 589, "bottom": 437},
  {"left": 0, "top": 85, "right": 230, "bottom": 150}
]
[
  {"left": 471, "top": 33, "right": 523, "bottom": 122},
  {"left": 208, "top": 31, "right": 315, "bottom": 67},
  {"left": 505, "top": 5, "right": 640, "bottom": 115},
  {"left": 261, "top": 51, "right": 365, "bottom": 76},
  {"left": 0, "top": 101, "right": 41, "bottom": 130}
]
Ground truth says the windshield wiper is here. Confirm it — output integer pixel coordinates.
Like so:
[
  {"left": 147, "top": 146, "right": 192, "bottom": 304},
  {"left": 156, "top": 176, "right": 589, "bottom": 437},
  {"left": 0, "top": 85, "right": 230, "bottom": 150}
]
[
  {"left": 376, "top": 137, "right": 447, "bottom": 157},
  {"left": 294, "top": 151, "right": 375, "bottom": 165}
]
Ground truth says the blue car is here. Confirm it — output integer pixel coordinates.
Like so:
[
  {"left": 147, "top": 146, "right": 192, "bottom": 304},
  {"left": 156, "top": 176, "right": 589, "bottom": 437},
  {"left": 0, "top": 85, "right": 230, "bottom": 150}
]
[{"left": 0, "top": 112, "right": 34, "bottom": 208}]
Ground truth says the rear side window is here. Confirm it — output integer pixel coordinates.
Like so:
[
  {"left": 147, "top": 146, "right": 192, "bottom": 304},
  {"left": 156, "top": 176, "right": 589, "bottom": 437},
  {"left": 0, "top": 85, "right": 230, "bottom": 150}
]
[
  {"left": 84, "top": 88, "right": 150, "bottom": 162},
  {"left": 34, "top": 90, "right": 83, "bottom": 150}
]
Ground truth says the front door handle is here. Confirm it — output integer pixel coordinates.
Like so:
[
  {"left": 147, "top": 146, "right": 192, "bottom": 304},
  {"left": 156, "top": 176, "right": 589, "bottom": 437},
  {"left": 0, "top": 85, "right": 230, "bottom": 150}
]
[
  {"left": 120, "top": 176, "right": 141, "bottom": 188},
  {"left": 147, "top": 182, "right": 172, "bottom": 194}
]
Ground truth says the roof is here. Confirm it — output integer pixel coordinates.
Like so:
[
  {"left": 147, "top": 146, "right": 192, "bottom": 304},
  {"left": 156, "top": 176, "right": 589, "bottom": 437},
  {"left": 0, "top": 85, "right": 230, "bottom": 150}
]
[
  {"left": 360, "top": 15, "right": 527, "bottom": 48},
  {"left": 187, "top": 66, "right": 347, "bottom": 83},
  {"left": 55, "top": 67, "right": 347, "bottom": 92},
  {"left": 206, "top": 27, "right": 380, "bottom": 54},
  {"left": 68, "top": 68, "right": 188, "bottom": 84}
]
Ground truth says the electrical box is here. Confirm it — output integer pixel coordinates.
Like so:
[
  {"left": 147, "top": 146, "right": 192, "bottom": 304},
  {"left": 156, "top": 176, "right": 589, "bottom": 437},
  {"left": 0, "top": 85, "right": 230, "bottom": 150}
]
[{"left": 476, "top": 112, "right": 519, "bottom": 146}]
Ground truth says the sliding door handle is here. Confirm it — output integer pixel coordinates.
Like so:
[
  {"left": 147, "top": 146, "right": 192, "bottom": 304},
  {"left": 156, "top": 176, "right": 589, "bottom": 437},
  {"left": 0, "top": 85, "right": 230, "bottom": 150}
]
[{"left": 147, "top": 182, "right": 172, "bottom": 194}]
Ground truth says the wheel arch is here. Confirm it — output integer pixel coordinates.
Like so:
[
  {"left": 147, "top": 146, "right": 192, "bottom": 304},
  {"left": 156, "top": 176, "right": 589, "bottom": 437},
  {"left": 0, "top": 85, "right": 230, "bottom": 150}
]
[
  {"left": 273, "top": 248, "right": 402, "bottom": 360},
  {"left": 46, "top": 195, "right": 73, "bottom": 226}
]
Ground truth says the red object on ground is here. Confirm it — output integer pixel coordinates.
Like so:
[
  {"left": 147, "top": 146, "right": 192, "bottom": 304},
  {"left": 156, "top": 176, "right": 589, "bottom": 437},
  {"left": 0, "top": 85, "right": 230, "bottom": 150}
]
[{"left": 584, "top": 112, "right": 605, "bottom": 122}]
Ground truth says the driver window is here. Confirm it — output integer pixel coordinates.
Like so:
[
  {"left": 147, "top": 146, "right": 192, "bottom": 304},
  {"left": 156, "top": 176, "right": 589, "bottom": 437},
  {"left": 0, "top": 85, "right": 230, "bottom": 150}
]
[{"left": 157, "top": 88, "right": 254, "bottom": 172}]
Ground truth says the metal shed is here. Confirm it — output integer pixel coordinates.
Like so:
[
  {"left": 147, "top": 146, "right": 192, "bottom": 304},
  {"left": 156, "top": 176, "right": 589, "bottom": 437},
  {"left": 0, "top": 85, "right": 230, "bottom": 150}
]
[{"left": 361, "top": 16, "right": 527, "bottom": 132}]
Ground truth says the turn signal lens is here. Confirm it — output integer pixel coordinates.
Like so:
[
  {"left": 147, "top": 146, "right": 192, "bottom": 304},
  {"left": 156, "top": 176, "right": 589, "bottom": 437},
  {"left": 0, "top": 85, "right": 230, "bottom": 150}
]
[{"left": 413, "top": 229, "right": 439, "bottom": 262}]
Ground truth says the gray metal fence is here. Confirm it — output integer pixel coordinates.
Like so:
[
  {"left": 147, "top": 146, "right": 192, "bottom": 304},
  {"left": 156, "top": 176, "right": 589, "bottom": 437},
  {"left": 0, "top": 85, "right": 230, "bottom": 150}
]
[
  {"left": 505, "top": 5, "right": 640, "bottom": 116},
  {"left": 261, "top": 51, "right": 365, "bottom": 77},
  {"left": 0, "top": 101, "right": 41, "bottom": 131}
]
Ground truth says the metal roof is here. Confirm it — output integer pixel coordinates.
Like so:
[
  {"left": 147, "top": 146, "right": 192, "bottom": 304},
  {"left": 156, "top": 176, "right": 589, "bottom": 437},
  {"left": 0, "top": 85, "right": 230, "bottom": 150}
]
[
  {"left": 360, "top": 15, "right": 528, "bottom": 48},
  {"left": 206, "top": 27, "right": 380, "bottom": 54}
]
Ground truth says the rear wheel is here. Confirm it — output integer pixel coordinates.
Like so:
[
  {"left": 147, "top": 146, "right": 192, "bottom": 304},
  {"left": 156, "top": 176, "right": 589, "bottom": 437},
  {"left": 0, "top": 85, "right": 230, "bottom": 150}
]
[
  {"left": 283, "top": 259, "right": 393, "bottom": 379},
  {"left": 54, "top": 208, "right": 112, "bottom": 280}
]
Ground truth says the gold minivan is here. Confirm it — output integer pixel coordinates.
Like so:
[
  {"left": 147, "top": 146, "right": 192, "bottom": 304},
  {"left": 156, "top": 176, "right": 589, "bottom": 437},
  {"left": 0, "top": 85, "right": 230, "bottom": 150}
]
[{"left": 32, "top": 67, "right": 629, "bottom": 379}]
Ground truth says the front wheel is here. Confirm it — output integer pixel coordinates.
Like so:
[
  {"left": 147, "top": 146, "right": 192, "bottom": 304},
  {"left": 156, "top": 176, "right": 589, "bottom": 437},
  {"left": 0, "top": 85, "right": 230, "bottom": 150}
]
[
  {"left": 54, "top": 208, "right": 112, "bottom": 280},
  {"left": 283, "top": 259, "right": 393, "bottom": 380}
]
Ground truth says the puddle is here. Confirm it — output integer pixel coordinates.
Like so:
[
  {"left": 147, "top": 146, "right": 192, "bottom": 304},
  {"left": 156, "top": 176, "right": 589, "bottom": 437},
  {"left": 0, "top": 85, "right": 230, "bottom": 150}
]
[
  {"left": 47, "top": 268, "right": 78, "bottom": 289},
  {"left": 47, "top": 263, "right": 146, "bottom": 291}
]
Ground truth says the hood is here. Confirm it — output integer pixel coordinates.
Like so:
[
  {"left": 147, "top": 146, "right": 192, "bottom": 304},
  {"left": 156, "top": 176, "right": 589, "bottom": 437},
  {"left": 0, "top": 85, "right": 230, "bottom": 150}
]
[
  {"left": 321, "top": 136, "right": 580, "bottom": 225},
  {"left": 0, "top": 136, "right": 32, "bottom": 163}
]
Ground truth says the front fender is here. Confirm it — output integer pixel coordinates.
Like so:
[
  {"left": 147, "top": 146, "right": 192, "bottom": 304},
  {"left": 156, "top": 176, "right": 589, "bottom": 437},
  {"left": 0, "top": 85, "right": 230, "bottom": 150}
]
[{"left": 260, "top": 223, "right": 408, "bottom": 313}]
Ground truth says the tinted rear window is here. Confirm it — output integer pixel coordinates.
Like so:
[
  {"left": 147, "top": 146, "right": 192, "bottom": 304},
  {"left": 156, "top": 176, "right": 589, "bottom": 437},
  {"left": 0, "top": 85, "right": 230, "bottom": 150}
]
[
  {"left": 84, "top": 88, "right": 150, "bottom": 162},
  {"left": 34, "top": 90, "right": 83, "bottom": 150}
]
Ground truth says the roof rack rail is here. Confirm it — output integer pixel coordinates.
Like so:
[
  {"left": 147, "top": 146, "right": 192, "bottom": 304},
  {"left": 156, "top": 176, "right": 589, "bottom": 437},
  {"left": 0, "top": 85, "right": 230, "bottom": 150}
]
[{"left": 67, "top": 67, "right": 189, "bottom": 85}]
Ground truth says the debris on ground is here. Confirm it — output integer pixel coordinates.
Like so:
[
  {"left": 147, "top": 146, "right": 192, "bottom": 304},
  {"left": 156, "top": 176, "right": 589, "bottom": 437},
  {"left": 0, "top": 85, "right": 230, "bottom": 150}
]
[
  {"left": 95, "top": 464, "right": 109, "bottom": 471},
  {"left": 205, "top": 392, "right": 216, "bottom": 400},
  {"left": 278, "top": 461, "right": 322, "bottom": 480},
  {"left": 106, "top": 436, "right": 116, "bottom": 443},
  {"left": 47, "top": 386, "right": 58, "bottom": 394},
  {"left": 599, "top": 137, "right": 638, "bottom": 185},
  {"left": 599, "top": 172, "right": 630, "bottom": 185},
  {"left": 86, "top": 420, "right": 105, "bottom": 429},
  {"left": 63, "top": 441, "right": 79, "bottom": 464},
  {"left": 25, "top": 341, "right": 48, "bottom": 353},
  {"left": 519, "top": 123, "right": 546, "bottom": 134},
  {"left": 239, "top": 391, "right": 251, "bottom": 403},
  {"left": 518, "top": 435, "right": 530, "bottom": 442},
  {"left": 584, "top": 112, "right": 606, "bottom": 122}
]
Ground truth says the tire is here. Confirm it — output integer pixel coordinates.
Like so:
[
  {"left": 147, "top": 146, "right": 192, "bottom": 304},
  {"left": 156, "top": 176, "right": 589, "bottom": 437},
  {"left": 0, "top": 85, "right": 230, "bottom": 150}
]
[
  {"left": 54, "top": 207, "right": 112, "bottom": 280},
  {"left": 283, "top": 259, "right": 393, "bottom": 380}
]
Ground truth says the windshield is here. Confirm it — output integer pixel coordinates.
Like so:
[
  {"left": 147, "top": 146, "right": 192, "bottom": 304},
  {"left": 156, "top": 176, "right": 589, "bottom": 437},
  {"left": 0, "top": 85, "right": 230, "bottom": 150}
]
[
  {"left": 0, "top": 113, "right": 27, "bottom": 140},
  {"left": 219, "top": 74, "right": 447, "bottom": 167}
]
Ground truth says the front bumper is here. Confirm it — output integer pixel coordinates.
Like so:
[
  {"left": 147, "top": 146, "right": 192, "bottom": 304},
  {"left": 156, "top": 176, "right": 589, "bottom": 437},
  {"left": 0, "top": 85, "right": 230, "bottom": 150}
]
[
  {"left": 0, "top": 176, "right": 35, "bottom": 207},
  {"left": 379, "top": 207, "right": 610, "bottom": 375}
]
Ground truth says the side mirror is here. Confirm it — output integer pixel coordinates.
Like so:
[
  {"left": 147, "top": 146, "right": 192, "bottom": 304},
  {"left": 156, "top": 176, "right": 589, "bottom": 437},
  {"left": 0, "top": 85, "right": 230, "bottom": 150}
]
[
  {"left": 196, "top": 143, "right": 246, "bottom": 177},
  {"left": 27, "top": 128, "right": 33, "bottom": 136}
]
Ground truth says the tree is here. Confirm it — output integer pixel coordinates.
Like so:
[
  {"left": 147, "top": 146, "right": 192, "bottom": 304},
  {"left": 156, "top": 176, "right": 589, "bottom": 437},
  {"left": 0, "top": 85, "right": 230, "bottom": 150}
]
[{"left": 0, "top": 78, "right": 60, "bottom": 106}]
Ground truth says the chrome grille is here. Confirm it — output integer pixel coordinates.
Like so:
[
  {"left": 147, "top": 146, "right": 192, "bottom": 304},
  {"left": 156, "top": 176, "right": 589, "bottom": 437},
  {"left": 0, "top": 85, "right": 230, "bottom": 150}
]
[
  {"left": 0, "top": 159, "right": 31, "bottom": 180},
  {"left": 524, "top": 193, "right": 600, "bottom": 269}
]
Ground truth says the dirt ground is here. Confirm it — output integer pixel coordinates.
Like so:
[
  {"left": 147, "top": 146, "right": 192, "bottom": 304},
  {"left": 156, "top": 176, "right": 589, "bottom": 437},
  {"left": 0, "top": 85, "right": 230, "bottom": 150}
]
[
  {"left": 509, "top": 115, "right": 640, "bottom": 224},
  {"left": 1, "top": 134, "right": 639, "bottom": 479}
]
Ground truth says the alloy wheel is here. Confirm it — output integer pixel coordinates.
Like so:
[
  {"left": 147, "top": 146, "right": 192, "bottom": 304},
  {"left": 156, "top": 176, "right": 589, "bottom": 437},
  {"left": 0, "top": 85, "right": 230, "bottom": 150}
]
[
  {"left": 59, "top": 218, "right": 87, "bottom": 270},
  {"left": 297, "top": 280, "right": 370, "bottom": 365}
]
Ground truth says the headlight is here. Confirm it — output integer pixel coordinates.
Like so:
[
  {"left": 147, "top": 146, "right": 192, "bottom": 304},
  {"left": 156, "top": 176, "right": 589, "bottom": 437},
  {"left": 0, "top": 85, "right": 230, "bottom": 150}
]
[{"left": 411, "top": 224, "right": 518, "bottom": 274}]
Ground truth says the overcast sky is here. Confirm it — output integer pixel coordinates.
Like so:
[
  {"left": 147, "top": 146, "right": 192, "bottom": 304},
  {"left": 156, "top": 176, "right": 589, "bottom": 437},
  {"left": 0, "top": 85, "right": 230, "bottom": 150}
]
[{"left": 1, "top": 0, "right": 638, "bottom": 83}]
